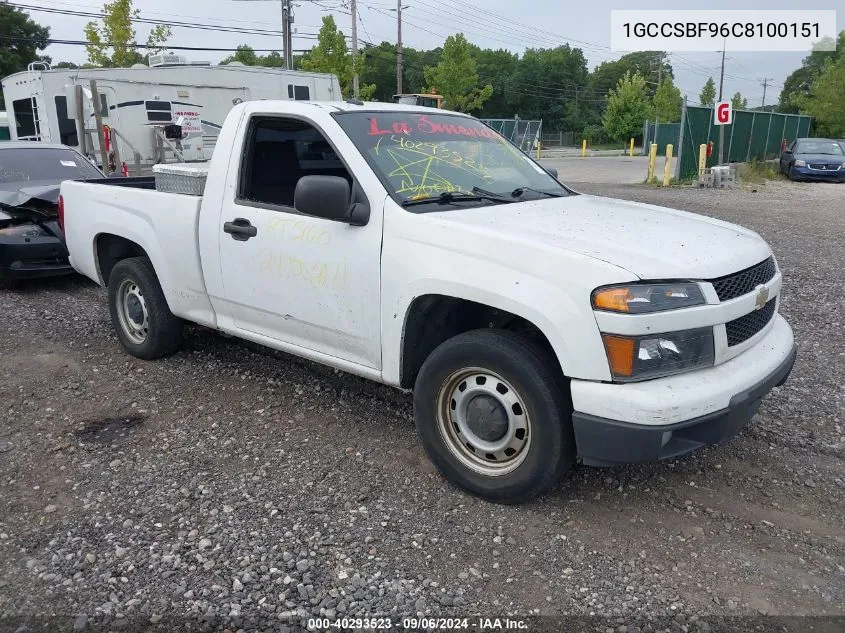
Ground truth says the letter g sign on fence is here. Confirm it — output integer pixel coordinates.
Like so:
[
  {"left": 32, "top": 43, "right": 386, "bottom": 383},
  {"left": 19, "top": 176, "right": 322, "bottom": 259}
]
[{"left": 715, "top": 101, "right": 732, "bottom": 126}]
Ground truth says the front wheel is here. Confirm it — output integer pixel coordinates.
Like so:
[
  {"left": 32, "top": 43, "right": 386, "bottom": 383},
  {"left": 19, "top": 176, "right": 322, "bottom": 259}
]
[
  {"left": 413, "top": 329, "right": 575, "bottom": 504},
  {"left": 787, "top": 165, "right": 799, "bottom": 181},
  {"left": 108, "top": 257, "right": 183, "bottom": 360}
]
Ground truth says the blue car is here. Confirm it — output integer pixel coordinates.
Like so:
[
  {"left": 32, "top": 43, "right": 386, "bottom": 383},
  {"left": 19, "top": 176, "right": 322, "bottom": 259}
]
[{"left": 779, "top": 138, "right": 845, "bottom": 182}]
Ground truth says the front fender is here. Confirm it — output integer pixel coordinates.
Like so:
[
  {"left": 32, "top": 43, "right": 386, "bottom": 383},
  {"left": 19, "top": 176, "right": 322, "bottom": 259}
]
[{"left": 381, "top": 248, "right": 630, "bottom": 386}]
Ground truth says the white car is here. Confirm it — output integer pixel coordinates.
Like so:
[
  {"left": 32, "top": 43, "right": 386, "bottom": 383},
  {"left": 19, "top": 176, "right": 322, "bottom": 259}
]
[{"left": 59, "top": 100, "right": 796, "bottom": 504}]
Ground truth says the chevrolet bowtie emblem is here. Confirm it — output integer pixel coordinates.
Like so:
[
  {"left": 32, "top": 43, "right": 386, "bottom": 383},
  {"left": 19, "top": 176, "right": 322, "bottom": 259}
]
[{"left": 755, "top": 285, "right": 769, "bottom": 310}]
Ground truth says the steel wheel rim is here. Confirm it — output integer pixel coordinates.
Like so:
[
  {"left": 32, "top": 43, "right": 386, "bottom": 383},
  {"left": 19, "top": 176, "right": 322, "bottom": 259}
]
[
  {"left": 435, "top": 367, "right": 532, "bottom": 476},
  {"left": 116, "top": 279, "right": 149, "bottom": 344}
]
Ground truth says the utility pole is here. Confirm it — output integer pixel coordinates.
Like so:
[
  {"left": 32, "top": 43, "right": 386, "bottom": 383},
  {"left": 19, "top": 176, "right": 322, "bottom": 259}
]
[
  {"left": 717, "top": 44, "right": 726, "bottom": 165},
  {"left": 761, "top": 77, "right": 772, "bottom": 108},
  {"left": 656, "top": 52, "right": 663, "bottom": 87},
  {"left": 396, "top": 0, "right": 403, "bottom": 95},
  {"left": 351, "top": 0, "right": 359, "bottom": 98},
  {"left": 282, "top": 0, "right": 293, "bottom": 70}
]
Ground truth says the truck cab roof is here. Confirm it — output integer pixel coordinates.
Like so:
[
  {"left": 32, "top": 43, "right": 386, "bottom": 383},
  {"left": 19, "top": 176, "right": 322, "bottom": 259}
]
[{"left": 298, "top": 101, "right": 465, "bottom": 116}]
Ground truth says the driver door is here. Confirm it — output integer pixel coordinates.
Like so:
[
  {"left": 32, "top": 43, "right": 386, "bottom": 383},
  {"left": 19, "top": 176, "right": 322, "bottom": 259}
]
[{"left": 217, "top": 114, "right": 383, "bottom": 369}]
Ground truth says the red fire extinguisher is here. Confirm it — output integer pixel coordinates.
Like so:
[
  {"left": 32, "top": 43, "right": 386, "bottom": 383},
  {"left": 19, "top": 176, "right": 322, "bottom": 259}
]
[
  {"left": 706, "top": 141, "right": 714, "bottom": 158},
  {"left": 780, "top": 138, "right": 787, "bottom": 152},
  {"left": 122, "top": 162, "right": 129, "bottom": 177},
  {"left": 103, "top": 125, "right": 111, "bottom": 153}
]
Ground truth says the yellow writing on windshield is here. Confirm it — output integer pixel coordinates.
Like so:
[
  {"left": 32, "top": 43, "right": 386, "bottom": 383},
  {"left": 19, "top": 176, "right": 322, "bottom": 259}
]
[{"left": 373, "top": 135, "right": 496, "bottom": 197}]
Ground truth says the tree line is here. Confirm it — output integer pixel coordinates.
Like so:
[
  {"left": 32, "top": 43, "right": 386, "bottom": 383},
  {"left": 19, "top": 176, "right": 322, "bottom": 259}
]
[{"left": 1, "top": 1, "right": 842, "bottom": 140}]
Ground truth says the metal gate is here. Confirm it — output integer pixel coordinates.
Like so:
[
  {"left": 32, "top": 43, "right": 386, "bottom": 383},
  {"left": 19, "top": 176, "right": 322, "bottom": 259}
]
[{"left": 481, "top": 117, "right": 542, "bottom": 154}]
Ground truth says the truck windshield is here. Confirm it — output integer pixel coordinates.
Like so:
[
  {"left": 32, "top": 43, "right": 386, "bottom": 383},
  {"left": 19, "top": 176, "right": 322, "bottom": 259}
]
[{"left": 333, "top": 111, "right": 568, "bottom": 208}]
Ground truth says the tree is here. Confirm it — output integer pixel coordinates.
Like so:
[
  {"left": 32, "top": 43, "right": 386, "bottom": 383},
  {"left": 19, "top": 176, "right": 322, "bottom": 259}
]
[
  {"left": 651, "top": 77, "right": 682, "bottom": 122},
  {"left": 221, "top": 45, "right": 258, "bottom": 66},
  {"left": 730, "top": 91, "right": 747, "bottom": 110},
  {"left": 403, "top": 47, "right": 442, "bottom": 95},
  {"left": 221, "top": 46, "right": 285, "bottom": 68},
  {"left": 84, "top": 0, "right": 170, "bottom": 67},
  {"left": 602, "top": 71, "right": 651, "bottom": 142},
  {"left": 53, "top": 61, "right": 80, "bottom": 69},
  {"left": 299, "top": 15, "right": 375, "bottom": 99},
  {"left": 471, "top": 46, "right": 518, "bottom": 119},
  {"left": 779, "top": 31, "right": 845, "bottom": 113},
  {"left": 502, "top": 45, "right": 589, "bottom": 130},
  {"left": 590, "top": 51, "right": 671, "bottom": 100},
  {"left": 699, "top": 77, "right": 716, "bottom": 106},
  {"left": 799, "top": 55, "right": 845, "bottom": 137},
  {"left": 360, "top": 42, "right": 401, "bottom": 102},
  {"left": 423, "top": 34, "right": 492, "bottom": 113},
  {"left": 0, "top": 3, "right": 50, "bottom": 107}
]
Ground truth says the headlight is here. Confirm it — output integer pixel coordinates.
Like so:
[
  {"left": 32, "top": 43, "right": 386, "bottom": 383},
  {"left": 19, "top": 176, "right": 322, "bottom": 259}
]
[
  {"left": 602, "top": 328, "right": 715, "bottom": 382},
  {"left": 592, "top": 283, "right": 705, "bottom": 314},
  {"left": 793, "top": 159, "right": 806, "bottom": 167}
]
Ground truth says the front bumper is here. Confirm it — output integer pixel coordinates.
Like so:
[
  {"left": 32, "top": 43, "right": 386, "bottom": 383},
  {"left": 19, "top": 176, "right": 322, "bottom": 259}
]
[
  {"left": 571, "top": 315, "right": 796, "bottom": 466},
  {"left": 791, "top": 165, "right": 844, "bottom": 182},
  {"left": 0, "top": 235, "right": 72, "bottom": 282}
]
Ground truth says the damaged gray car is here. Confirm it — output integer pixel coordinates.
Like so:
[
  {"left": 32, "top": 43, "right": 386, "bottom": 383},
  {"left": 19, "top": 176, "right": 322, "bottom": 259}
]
[{"left": 0, "top": 143, "right": 104, "bottom": 289}]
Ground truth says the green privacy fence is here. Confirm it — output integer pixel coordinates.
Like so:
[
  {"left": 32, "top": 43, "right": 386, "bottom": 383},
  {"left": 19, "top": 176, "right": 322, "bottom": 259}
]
[
  {"left": 677, "top": 106, "right": 812, "bottom": 180},
  {"left": 642, "top": 121, "right": 681, "bottom": 156}
]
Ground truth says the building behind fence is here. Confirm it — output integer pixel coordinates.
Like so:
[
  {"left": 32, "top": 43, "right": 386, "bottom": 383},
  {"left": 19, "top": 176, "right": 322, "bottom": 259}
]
[{"left": 481, "top": 118, "right": 542, "bottom": 154}]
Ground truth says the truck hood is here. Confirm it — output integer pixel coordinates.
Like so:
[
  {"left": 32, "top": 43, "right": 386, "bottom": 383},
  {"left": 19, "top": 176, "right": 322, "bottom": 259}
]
[{"left": 430, "top": 194, "right": 771, "bottom": 280}]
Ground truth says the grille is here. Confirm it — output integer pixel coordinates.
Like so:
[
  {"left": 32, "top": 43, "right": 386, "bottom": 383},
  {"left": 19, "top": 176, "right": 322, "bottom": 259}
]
[
  {"left": 808, "top": 163, "right": 841, "bottom": 171},
  {"left": 709, "top": 257, "right": 776, "bottom": 302},
  {"left": 726, "top": 299, "right": 777, "bottom": 346}
]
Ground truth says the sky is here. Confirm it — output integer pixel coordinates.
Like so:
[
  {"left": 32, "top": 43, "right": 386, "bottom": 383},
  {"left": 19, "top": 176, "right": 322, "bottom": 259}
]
[{"left": 25, "top": 0, "right": 845, "bottom": 108}]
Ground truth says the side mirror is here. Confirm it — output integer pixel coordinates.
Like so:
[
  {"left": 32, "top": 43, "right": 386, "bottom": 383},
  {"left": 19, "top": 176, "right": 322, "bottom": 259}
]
[
  {"left": 539, "top": 162, "right": 558, "bottom": 179},
  {"left": 294, "top": 175, "right": 352, "bottom": 222}
]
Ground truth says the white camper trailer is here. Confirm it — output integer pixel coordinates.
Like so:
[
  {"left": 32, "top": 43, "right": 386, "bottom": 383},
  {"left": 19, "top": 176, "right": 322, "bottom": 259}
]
[{"left": 1, "top": 57, "right": 341, "bottom": 173}]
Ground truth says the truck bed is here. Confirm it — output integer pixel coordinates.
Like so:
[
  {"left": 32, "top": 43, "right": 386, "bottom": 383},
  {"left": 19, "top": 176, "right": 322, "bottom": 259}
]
[{"left": 61, "top": 179, "right": 215, "bottom": 327}]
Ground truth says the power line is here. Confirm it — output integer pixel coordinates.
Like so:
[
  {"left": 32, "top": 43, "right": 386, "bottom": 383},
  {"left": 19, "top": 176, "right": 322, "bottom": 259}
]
[
  {"left": 10, "top": 3, "right": 320, "bottom": 39},
  {"left": 0, "top": 35, "right": 315, "bottom": 52},
  {"left": 29, "top": 0, "right": 322, "bottom": 30}
]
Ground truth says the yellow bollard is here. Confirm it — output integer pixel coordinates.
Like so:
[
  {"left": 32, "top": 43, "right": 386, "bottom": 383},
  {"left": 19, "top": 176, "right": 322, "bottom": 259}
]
[
  {"left": 663, "top": 144, "right": 674, "bottom": 187},
  {"left": 582, "top": 139, "right": 587, "bottom": 157},
  {"left": 647, "top": 143, "right": 657, "bottom": 182},
  {"left": 629, "top": 137, "right": 635, "bottom": 157},
  {"left": 536, "top": 140, "right": 541, "bottom": 160},
  {"left": 698, "top": 144, "right": 707, "bottom": 176}
]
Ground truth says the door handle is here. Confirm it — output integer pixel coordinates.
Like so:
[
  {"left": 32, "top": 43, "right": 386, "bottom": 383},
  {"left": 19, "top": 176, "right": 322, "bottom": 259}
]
[{"left": 223, "top": 218, "right": 258, "bottom": 241}]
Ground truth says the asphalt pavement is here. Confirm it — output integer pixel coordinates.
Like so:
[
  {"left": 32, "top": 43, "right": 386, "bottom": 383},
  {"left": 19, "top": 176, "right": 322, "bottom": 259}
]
[{"left": 541, "top": 155, "right": 651, "bottom": 185}]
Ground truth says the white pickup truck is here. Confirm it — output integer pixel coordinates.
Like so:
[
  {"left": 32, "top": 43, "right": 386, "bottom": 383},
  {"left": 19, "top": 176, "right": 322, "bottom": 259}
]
[{"left": 61, "top": 100, "right": 797, "bottom": 504}]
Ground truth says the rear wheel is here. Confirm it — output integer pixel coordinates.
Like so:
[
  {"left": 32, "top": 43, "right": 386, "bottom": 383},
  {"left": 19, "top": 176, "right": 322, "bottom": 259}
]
[
  {"left": 108, "top": 257, "right": 183, "bottom": 359},
  {"left": 413, "top": 329, "right": 575, "bottom": 504}
]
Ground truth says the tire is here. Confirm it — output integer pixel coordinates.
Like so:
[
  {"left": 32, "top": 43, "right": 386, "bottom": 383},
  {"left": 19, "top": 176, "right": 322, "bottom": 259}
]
[
  {"left": 413, "top": 329, "right": 575, "bottom": 504},
  {"left": 787, "top": 166, "right": 798, "bottom": 181},
  {"left": 107, "top": 257, "right": 183, "bottom": 360}
]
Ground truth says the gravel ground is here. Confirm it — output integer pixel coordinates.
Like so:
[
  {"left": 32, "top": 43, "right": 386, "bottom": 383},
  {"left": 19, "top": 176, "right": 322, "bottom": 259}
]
[{"left": 1, "top": 179, "right": 843, "bottom": 633}]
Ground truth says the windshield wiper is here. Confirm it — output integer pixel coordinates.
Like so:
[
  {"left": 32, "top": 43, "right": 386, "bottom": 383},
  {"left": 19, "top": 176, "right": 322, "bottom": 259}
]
[
  {"left": 511, "top": 186, "right": 563, "bottom": 198},
  {"left": 401, "top": 189, "right": 514, "bottom": 207}
]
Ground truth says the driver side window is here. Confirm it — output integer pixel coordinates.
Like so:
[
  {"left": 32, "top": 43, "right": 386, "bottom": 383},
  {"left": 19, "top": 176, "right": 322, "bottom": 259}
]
[{"left": 238, "top": 116, "right": 353, "bottom": 210}]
